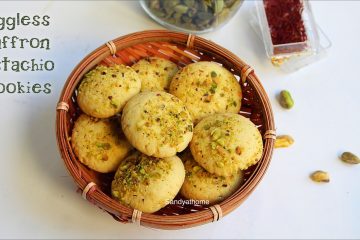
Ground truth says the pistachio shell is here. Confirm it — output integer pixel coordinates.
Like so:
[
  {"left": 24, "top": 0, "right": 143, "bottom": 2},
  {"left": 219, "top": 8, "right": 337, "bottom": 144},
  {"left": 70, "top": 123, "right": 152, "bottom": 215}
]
[
  {"left": 310, "top": 171, "right": 330, "bottom": 183},
  {"left": 214, "top": 0, "right": 224, "bottom": 14},
  {"left": 275, "top": 135, "right": 294, "bottom": 148},
  {"left": 340, "top": 152, "right": 360, "bottom": 164},
  {"left": 174, "top": 5, "right": 189, "bottom": 14}
]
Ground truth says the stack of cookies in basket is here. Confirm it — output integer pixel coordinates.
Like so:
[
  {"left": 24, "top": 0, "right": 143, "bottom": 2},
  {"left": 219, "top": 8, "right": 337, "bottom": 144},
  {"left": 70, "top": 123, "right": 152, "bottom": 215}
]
[{"left": 71, "top": 57, "right": 263, "bottom": 213}]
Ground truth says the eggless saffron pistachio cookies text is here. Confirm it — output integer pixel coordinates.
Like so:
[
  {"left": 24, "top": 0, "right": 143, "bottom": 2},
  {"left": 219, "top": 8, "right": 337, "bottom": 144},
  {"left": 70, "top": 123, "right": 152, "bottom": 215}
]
[{"left": 0, "top": 13, "right": 54, "bottom": 94}]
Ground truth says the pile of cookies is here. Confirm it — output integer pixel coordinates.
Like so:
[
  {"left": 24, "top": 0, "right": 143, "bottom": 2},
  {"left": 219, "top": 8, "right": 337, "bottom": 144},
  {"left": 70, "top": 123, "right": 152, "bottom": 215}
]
[{"left": 71, "top": 57, "right": 263, "bottom": 213}]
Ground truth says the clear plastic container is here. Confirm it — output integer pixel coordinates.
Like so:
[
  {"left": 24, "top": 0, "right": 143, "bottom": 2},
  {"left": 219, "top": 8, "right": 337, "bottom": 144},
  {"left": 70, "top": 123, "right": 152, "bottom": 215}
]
[
  {"left": 252, "top": 0, "right": 331, "bottom": 71},
  {"left": 141, "top": 0, "right": 244, "bottom": 34}
]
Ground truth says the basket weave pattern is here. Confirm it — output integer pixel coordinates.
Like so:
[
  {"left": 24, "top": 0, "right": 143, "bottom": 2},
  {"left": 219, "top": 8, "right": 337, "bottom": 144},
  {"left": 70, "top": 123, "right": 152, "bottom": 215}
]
[{"left": 56, "top": 30, "right": 275, "bottom": 229}]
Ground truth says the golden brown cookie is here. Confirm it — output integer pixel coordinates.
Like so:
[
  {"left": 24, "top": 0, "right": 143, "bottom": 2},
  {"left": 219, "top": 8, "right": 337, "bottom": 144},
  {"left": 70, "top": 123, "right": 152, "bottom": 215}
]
[
  {"left": 111, "top": 152, "right": 185, "bottom": 213},
  {"left": 169, "top": 61, "right": 241, "bottom": 123},
  {"left": 180, "top": 151, "right": 243, "bottom": 204},
  {"left": 71, "top": 114, "right": 132, "bottom": 173},
  {"left": 190, "top": 113, "right": 263, "bottom": 176},
  {"left": 77, "top": 65, "right": 141, "bottom": 118},
  {"left": 132, "top": 57, "right": 179, "bottom": 92},
  {"left": 121, "top": 91, "right": 193, "bottom": 158}
]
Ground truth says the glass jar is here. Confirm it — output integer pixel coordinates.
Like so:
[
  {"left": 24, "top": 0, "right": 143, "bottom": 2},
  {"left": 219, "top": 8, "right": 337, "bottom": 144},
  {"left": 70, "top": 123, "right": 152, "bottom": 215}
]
[{"left": 141, "top": 0, "right": 244, "bottom": 34}]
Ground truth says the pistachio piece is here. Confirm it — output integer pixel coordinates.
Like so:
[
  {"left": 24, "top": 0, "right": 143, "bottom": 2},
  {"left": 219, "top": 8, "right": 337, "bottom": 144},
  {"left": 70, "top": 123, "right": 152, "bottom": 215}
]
[
  {"left": 216, "top": 138, "right": 225, "bottom": 146},
  {"left": 96, "top": 142, "right": 111, "bottom": 150},
  {"left": 209, "top": 83, "right": 217, "bottom": 94},
  {"left": 152, "top": 172, "right": 161, "bottom": 179},
  {"left": 203, "top": 124, "right": 211, "bottom": 130},
  {"left": 112, "top": 190, "right": 119, "bottom": 198},
  {"left": 310, "top": 171, "right": 330, "bottom": 183},
  {"left": 340, "top": 152, "right": 360, "bottom": 164},
  {"left": 192, "top": 165, "right": 201, "bottom": 172},
  {"left": 211, "top": 71, "right": 217, "bottom": 78},
  {"left": 211, "top": 128, "right": 222, "bottom": 140},
  {"left": 216, "top": 161, "right": 225, "bottom": 168},
  {"left": 279, "top": 90, "right": 294, "bottom": 109},
  {"left": 274, "top": 135, "right": 294, "bottom": 148},
  {"left": 120, "top": 163, "right": 129, "bottom": 171}
]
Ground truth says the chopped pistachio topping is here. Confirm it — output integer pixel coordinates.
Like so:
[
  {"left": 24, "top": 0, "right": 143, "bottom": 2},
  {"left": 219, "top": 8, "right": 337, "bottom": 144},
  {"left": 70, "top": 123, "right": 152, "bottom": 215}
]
[
  {"left": 96, "top": 142, "right": 111, "bottom": 150},
  {"left": 216, "top": 161, "right": 224, "bottom": 168},
  {"left": 110, "top": 100, "right": 118, "bottom": 108},
  {"left": 113, "top": 154, "right": 171, "bottom": 192},
  {"left": 209, "top": 82, "right": 217, "bottom": 94}
]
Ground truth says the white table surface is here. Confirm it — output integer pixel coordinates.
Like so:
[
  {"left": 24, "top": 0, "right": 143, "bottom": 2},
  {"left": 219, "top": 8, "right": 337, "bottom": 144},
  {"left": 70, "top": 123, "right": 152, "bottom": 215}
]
[{"left": 0, "top": 1, "right": 359, "bottom": 239}]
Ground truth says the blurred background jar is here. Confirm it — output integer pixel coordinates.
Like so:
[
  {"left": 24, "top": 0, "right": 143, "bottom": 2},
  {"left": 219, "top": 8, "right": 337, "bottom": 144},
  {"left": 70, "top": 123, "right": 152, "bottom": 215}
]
[{"left": 141, "top": 0, "right": 244, "bottom": 34}]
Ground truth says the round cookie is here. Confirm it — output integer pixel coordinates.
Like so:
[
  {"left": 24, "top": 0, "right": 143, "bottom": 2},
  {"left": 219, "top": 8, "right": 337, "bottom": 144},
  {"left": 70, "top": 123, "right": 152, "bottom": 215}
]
[
  {"left": 121, "top": 91, "right": 193, "bottom": 158},
  {"left": 190, "top": 113, "right": 263, "bottom": 177},
  {"left": 111, "top": 152, "right": 185, "bottom": 213},
  {"left": 180, "top": 151, "right": 243, "bottom": 204},
  {"left": 77, "top": 64, "right": 141, "bottom": 118},
  {"left": 132, "top": 57, "right": 179, "bottom": 92},
  {"left": 169, "top": 61, "right": 242, "bottom": 124},
  {"left": 71, "top": 114, "right": 132, "bottom": 173}
]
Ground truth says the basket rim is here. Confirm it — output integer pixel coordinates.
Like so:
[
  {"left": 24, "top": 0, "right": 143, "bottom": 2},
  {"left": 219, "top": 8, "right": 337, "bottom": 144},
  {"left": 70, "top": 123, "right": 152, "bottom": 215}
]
[{"left": 56, "top": 30, "right": 275, "bottom": 229}]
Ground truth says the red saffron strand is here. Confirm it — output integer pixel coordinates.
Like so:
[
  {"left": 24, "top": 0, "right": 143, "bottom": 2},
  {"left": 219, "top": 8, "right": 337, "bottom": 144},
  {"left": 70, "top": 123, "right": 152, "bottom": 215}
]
[{"left": 264, "top": 0, "right": 307, "bottom": 45}]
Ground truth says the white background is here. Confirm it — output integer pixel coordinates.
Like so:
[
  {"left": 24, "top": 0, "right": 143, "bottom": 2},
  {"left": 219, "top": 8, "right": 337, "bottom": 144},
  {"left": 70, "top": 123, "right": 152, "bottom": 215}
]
[{"left": 0, "top": 1, "right": 359, "bottom": 239}]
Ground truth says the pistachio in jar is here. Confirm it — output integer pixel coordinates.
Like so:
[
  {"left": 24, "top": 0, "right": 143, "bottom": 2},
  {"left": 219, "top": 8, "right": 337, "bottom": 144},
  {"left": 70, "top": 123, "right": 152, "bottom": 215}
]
[{"left": 142, "top": 0, "right": 244, "bottom": 33}]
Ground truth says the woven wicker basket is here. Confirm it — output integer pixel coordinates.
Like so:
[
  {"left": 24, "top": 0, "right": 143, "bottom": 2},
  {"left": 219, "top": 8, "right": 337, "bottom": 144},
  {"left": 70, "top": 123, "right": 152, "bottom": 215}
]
[{"left": 56, "top": 30, "right": 276, "bottom": 230}]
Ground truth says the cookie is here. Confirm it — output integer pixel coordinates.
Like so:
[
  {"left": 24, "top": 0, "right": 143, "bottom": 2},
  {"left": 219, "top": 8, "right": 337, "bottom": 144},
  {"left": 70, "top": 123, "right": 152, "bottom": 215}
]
[
  {"left": 77, "top": 64, "right": 141, "bottom": 118},
  {"left": 132, "top": 57, "right": 179, "bottom": 92},
  {"left": 190, "top": 113, "right": 263, "bottom": 177},
  {"left": 169, "top": 61, "right": 242, "bottom": 123},
  {"left": 121, "top": 91, "right": 193, "bottom": 158},
  {"left": 180, "top": 151, "right": 243, "bottom": 204},
  {"left": 71, "top": 114, "right": 133, "bottom": 173},
  {"left": 111, "top": 152, "right": 185, "bottom": 213}
]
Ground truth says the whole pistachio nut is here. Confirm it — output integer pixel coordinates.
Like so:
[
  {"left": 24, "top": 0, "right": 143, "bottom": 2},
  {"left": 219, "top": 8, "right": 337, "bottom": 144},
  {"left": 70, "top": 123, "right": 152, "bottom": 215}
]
[
  {"left": 310, "top": 171, "right": 330, "bottom": 183},
  {"left": 217, "top": 8, "right": 230, "bottom": 23},
  {"left": 181, "top": 15, "right": 192, "bottom": 23},
  {"left": 174, "top": 4, "right": 189, "bottom": 14},
  {"left": 275, "top": 135, "right": 294, "bottom": 148},
  {"left": 224, "top": 0, "right": 237, "bottom": 7},
  {"left": 152, "top": 9, "right": 166, "bottom": 18},
  {"left": 214, "top": 0, "right": 225, "bottom": 14},
  {"left": 183, "top": 0, "right": 195, "bottom": 7},
  {"left": 197, "top": 11, "right": 214, "bottom": 21},
  {"left": 279, "top": 90, "right": 294, "bottom": 109},
  {"left": 340, "top": 152, "right": 360, "bottom": 164},
  {"left": 198, "top": 1, "right": 209, "bottom": 12},
  {"left": 149, "top": 0, "right": 160, "bottom": 9}
]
